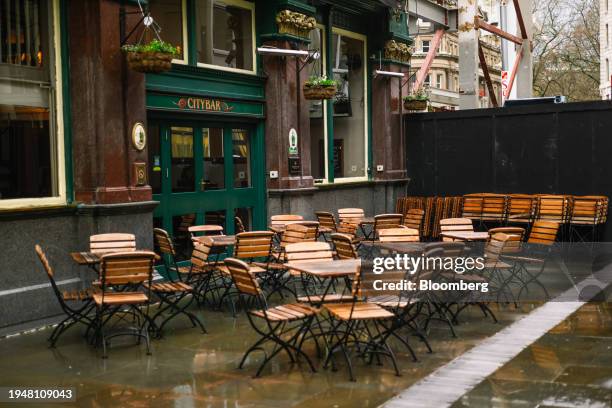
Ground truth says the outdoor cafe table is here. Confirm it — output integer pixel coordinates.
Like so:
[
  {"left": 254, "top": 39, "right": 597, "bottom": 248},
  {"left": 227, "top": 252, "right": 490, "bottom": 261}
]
[
  {"left": 440, "top": 231, "right": 489, "bottom": 242},
  {"left": 194, "top": 234, "right": 236, "bottom": 247}
]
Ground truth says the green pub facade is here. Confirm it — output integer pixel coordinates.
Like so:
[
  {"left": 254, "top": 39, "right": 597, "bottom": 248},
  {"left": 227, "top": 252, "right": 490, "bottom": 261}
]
[{"left": 0, "top": 0, "right": 412, "bottom": 331}]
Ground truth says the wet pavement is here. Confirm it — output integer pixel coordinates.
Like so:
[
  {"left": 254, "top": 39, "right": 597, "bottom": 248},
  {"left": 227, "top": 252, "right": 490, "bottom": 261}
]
[
  {"left": 0, "top": 304, "right": 527, "bottom": 408},
  {"left": 452, "top": 302, "right": 612, "bottom": 408}
]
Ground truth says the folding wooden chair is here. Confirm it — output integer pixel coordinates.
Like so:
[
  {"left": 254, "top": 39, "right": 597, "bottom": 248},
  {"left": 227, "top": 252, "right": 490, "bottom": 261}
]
[
  {"left": 487, "top": 227, "right": 526, "bottom": 254},
  {"left": 462, "top": 194, "right": 484, "bottom": 224},
  {"left": 235, "top": 216, "right": 247, "bottom": 233},
  {"left": 338, "top": 208, "right": 365, "bottom": 225},
  {"left": 440, "top": 218, "right": 474, "bottom": 242},
  {"left": 372, "top": 214, "right": 403, "bottom": 240},
  {"left": 93, "top": 251, "right": 157, "bottom": 358},
  {"left": 315, "top": 211, "right": 337, "bottom": 236},
  {"left": 331, "top": 233, "right": 359, "bottom": 259},
  {"left": 224, "top": 258, "right": 317, "bottom": 378},
  {"left": 324, "top": 265, "right": 400, "bottom": 381},
  {"left": 154, "top": 228, "right": 194, "bottom": 280},
  {"left": 535, "top": 195, "right": 569, "bottom": 241},
  {"left": 90, "top": 233, "right": 136, "bottom": 255},
  {"left": 481, "top": 194, "right": 507, "bottom": 228},
  {"left": 35, "top": 245, "right": 97, "bottom": 347},
  {"left": 569, "top": 196, "right": 607, "bottom": 243},
  {"left": 506, "top": 194, "right": 536, "bottom": 228},
  {"left": 270, "top": 214, "right": 304, "bottom": 227},
  {"left": 503, "top": 221, "right": 560, "bottom": 301},
  {"left": 402, "top": 208, "right": 425, "bottom": 239}
]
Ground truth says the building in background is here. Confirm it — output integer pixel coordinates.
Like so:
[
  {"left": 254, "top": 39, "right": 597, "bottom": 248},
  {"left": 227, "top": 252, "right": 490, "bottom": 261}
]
[
  {"left": 601, "top": 0, "right": 612, "bottom": 99},
  {"left": 410, "top": 21, "right": 503, "bottom": 110}
]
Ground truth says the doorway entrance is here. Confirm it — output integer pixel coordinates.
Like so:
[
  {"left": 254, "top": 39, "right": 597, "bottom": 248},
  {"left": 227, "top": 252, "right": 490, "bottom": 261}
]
[{"left": 148, "top": 120, "right": 265, "bottom": 256}]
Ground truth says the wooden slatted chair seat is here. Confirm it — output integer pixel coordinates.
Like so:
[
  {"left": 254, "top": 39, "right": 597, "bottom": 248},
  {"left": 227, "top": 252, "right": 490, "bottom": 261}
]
[
  {"left": 338, "top": 208, "right": 365, "bottom": 225},
  {"left": 90, "top": 233, "right": 136, "bottom": 255},
  {"left": 378, "top": 227, "right": 420, "bottom": 242},
  {"left": 93, "top": 291, "right": 148, "bottom": 306},
  {"left": 440, "top": 218, "right": 474, "bottom": 241},
  {"left": 526, "top": 220, "right": 559, "bottom": 245},
  {"left": 488, "top": 227, "right": 525, "bottom": 254},
  {"left": 145, "top": 281, "right": 192, "bottom": 293},
  {"left": 62, "top": 287, "right": 100, "bottom": 301},
  {"left": 250, "top": 303, "right": 317, "bottom": 322},
  {"left": 484, "top": 233, "right": 512, "bottom": 269},
  {"left": 324, "top": 302, "right": 394, "bottom": 320}
]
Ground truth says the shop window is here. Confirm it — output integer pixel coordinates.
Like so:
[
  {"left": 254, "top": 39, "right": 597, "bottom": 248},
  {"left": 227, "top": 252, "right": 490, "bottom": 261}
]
[
  {"left": 232, "top": 129, "right": 250, "bottom": 188},
  {"left": 148, "top": 124, "right": 162, "bottom": 194},
  {"left": 308, "top": 26, "right": 326, "bottom": 181},
  {"left": 202, "top": 127, "right": 224, "bottom": 190},
  {"left": 0, "top": 0, "right": 64, "bottom": 204},
  {"left": 171, "top": 126, "right": 195, "bottom": 192},
  {"left": 148, "top": 0, "right": 186, "bottom": 63},
  {"left": 195, "top": 0, "right": 255, "bottom": 73},
  {"left": 331, "top": 30, "right": 367, "bottom": 180}
]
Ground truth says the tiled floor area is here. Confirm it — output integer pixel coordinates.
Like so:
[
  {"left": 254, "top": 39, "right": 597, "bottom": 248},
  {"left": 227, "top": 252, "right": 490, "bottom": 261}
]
[{"left": 0, "top": 304, "right": 527, "bottom": 407}]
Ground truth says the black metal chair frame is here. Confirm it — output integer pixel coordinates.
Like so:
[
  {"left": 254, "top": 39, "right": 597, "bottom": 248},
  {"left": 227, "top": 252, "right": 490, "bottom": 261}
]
[{"left": 225, "top": 258, "right": 318, "bottom": 378}]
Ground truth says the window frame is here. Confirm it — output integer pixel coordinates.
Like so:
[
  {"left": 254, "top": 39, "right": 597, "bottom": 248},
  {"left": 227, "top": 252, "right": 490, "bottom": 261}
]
[
  {"left": 328, "top": 27, "right": 369, "bottom": 183},
  {"left": 194, "top": 0, "right": 257, "bottom": 75},
  {"left": 309, "top": 23, "right": 328, "bottom": 183},
  {"left": 422, "top": 40, "right": 430, "bottom": 53},
  {"left": 0, "top": 0, "right": 66, "bottom": 210}
]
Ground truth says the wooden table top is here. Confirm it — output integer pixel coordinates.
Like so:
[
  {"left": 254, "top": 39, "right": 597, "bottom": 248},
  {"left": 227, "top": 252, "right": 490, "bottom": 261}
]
[
  {"left": 362, "top": 241, "right": 426, "bottom": 253},
  {"left": 71, "top": 251, "right": 101, "bottom": 265},
  {"left": 440, "top": 231, "right": 489, "bottom": 241},
  {"left": 188, "top": 225, "right": 224, "bottom": 233},
  {"left": 286, "top": 259, "right": 361, "bottom": 278},
  {"left": 195, "top": 235, "right": 236, "bottom": 247}
]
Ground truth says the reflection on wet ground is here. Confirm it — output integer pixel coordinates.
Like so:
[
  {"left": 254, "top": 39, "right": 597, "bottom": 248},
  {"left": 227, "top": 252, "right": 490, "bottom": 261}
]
[
  {"left": 452, "top": 302, "right": 612, "bottom": 408},
  {"left": 0, "top": 305, "right": 527, "bottom": 407}
]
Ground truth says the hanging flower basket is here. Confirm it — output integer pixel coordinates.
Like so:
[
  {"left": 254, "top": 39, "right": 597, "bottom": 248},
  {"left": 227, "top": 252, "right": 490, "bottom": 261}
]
[
  {"left": 122, "top": 40, "right": 178, "bottom": 74},
  {"left": 304, "top": 84, "right": 337, "bottom": 100},
  {"left": 276, "top": 10, "right": 316, "bottom": 39},
  {"left": 404, "top": 99, "right": 428, "bottom": 111}
]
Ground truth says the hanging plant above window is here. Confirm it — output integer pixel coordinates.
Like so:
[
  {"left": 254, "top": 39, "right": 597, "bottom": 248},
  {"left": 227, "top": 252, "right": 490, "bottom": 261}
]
[
  {"left": 122, "top": 39, "right": 179, "bottom": 74},
  {"left": 303, "top": 76, "right": 337, "bottom": 100}
]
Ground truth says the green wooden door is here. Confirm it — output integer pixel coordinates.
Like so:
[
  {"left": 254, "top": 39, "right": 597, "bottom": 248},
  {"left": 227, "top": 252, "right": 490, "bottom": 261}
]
[{"left": 148, "top": 119, "right": 266, "bottom": 243}]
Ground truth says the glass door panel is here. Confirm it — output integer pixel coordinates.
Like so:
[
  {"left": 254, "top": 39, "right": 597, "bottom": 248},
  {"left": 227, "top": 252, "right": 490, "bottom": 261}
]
[
  {"left": 171, "top": 126, "right": 195, "bottom": 192},
  {"left": 232, "top": 128, "right": 251, "bottom": 188},
  {"left": 202, "top": 127, "right": 225, "bottom": 190}
]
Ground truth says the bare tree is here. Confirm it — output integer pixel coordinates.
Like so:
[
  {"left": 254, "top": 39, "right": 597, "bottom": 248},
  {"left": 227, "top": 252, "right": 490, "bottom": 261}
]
[{"left": 532, "top": 0, "right": 600, "bottom": 101}]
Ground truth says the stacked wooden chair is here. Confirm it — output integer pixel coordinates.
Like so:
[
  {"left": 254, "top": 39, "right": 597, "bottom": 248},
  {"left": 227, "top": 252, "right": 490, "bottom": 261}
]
[{"left": 439, "top": 218, "right": 474, "bottom": 242}]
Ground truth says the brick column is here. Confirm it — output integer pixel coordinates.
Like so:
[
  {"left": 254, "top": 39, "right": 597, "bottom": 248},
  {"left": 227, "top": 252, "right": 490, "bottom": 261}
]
[
  {"left": 69, "top": 0, "right": 151, "bottom": 204},
  {"left": 262, "top": 40, "right": 313, "bottom": 191}
]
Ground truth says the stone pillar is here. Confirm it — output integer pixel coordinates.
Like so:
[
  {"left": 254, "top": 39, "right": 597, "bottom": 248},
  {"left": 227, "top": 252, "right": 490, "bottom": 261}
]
[
  {"left": 69, "top": 0, "right": 151, "bottom": 204},
  {"left": 458, "top": 0, "right": 479, "bottom": 109},
  {"left": 262, "top": 40, "right": 313, "bottom": 191},
  {"left": 516, "top": 0, "right": 533, "bottom": 98},
  {"left": 371, "top": 62, "right": 409, "bottom": 180}
]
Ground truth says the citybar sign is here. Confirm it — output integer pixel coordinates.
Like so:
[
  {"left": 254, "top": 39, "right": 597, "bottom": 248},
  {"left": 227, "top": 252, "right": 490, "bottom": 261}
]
[{"left": 174, "top": 97, "right": 235, "bottom": 113}]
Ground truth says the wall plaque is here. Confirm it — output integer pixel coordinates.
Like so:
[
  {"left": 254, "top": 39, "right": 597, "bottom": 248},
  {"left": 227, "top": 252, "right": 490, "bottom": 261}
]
[
  {"left": 288, "top": 157, "right": 301, "bottom": 176},
  {"left": 134, "top": 162, "right": 147, "bottom": 186}
]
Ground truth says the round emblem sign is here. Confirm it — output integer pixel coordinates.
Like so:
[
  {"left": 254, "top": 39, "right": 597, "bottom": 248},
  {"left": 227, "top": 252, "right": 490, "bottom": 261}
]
[{"left": 132, "top": 122, "right": 147, "bottom": 151}]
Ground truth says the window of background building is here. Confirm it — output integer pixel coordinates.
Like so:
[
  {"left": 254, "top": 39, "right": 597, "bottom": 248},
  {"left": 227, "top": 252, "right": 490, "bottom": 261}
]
[
  {"left": 422, "top": 40, "right": 430, "bottom": 53},
  {"left": 436, "top": 74, "right": 443, "bottom": 89},
  {"left": 148, "top": 0, "right": 186, "bottom": 62},
  {"left": 0, "top": 0, "right": 64, "bottom": 204},
  {"left": 332, "top": 29, "right": 367, "bottom": 180},
  {"left": 424, "top": 74, "right": 431, "bottom": 87},
  {"left": 195, "top": 0, "right": 255, "bottom": 73},
  {"left": 308, "top": 26, "right": 327, "bottom": 181}
]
